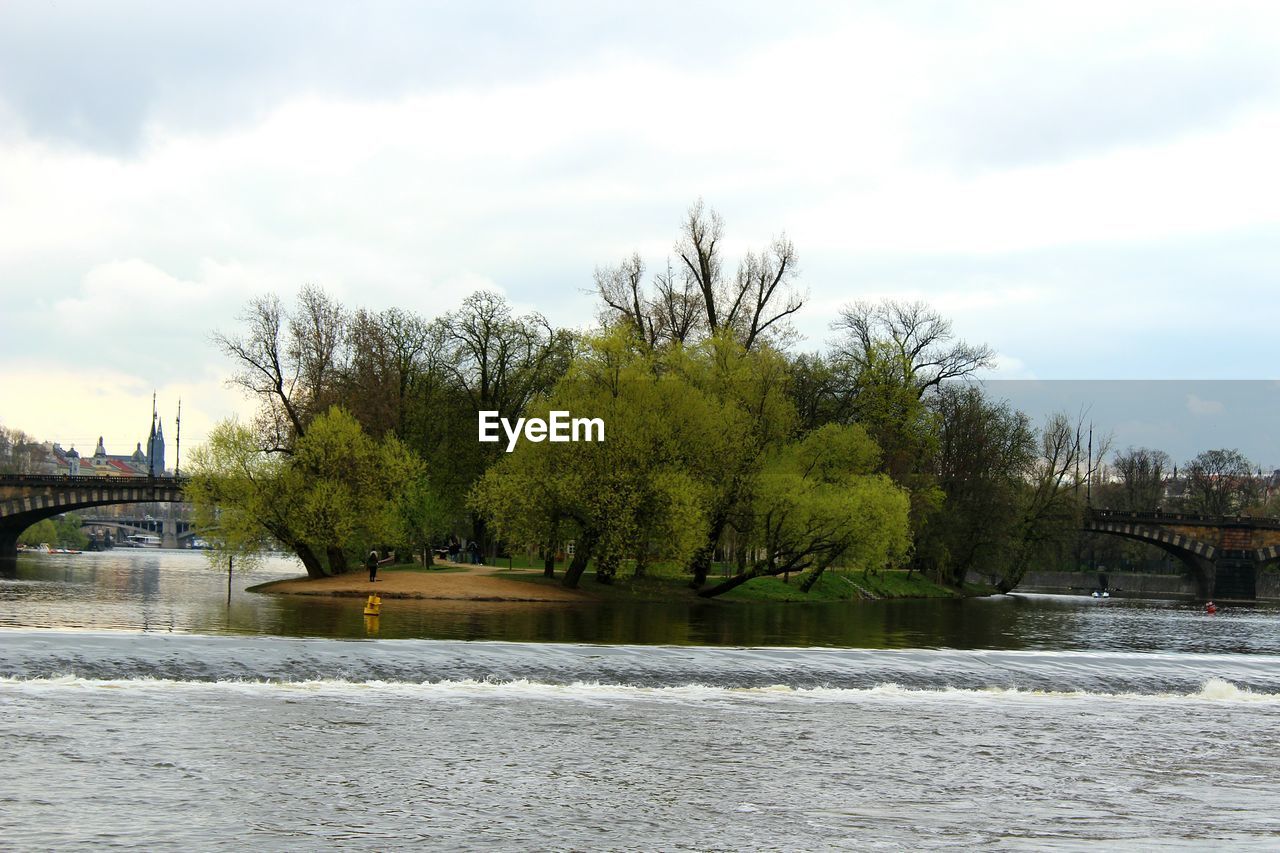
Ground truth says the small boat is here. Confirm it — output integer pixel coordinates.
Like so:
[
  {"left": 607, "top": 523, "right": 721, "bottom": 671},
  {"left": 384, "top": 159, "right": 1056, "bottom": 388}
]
[
  {"left": 125, "top": 534, "right": 163, "bottom": 548},
  {"left": 27, "top": 543, "right": 80, "bottom": 555}
]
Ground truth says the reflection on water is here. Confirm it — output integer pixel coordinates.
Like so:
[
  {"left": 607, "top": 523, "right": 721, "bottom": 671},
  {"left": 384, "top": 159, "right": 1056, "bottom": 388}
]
[{"left": 4, "top": 549, "right": 1280, "bottom": 652}]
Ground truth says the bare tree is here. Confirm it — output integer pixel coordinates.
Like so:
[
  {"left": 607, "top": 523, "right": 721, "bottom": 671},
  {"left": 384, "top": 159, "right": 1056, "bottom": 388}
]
[
  {"left": 594, "top": 253, "right": 657, "bottom": 347},
  {"left": 214, "top": 286, "right": 350, "bottom": 452},
  {"left": 594, "top": 199, "right": 803, "bottom": 350},
  {"left": 442, "top": 291, "right": 569, "bottom": 420},
  {"left": 346, "top": 306, "right": 444, "bottom": 439},
  {"left": 831, "top": 300, "right": 995, "bottom": 397},
  {"left": 1183, "top": 449, "right": 1260, "bottom": 516},
  {"left": 1110, "top": 447, "right": 1172, "bottom": 511}
]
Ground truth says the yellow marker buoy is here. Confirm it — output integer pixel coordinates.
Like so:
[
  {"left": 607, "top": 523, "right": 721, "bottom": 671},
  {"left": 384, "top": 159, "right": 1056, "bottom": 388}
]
[{"left": 363, "top": 594, "right": 382, "bottom": 616}]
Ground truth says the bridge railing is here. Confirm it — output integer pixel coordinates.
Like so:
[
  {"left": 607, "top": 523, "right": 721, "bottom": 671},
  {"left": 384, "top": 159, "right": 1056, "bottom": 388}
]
[
  {"left": 1089, "top": 507, "right": 1280, "bottom": 530},
  {"left": 0, "top": 474, "right": 188, "bottom": 487}
]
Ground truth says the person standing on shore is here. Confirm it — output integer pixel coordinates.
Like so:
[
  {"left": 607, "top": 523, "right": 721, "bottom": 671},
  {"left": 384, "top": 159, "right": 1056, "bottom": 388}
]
[{"left": 367, "top": 549, "right": 386, "bottom": 582}]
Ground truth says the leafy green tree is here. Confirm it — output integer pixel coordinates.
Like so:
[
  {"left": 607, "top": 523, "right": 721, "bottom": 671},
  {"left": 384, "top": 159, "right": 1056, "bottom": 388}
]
[
  {"left": 473, "top": 328, "right": 712, "bottom": 588},
  {"left": 673, "top": 334, "right": 798, "bottom": 587},
  {"left": 188, "top": 408, "right": 420, "bottom": 578},
  {"left": 53, "top": 513, "right": 89, "bottom": 550},
  {"left": 698, "top": 424, "right": 910, "bottom": 598},
  {"left": 18, "top": 519, "right": 58, "bottom": 546},
  {"left": 918, "top": 384, "right": 1035, "bottom": 586}
]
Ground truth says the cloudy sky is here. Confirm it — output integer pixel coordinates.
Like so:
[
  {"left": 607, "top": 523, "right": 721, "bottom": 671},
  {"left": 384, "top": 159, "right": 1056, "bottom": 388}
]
[{"left": 1, "top": 1, "right": 1278, "bottom": 462}]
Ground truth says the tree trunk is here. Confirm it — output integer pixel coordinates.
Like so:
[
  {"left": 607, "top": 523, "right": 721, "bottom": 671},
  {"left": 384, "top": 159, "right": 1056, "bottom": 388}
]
[
  {"left": 326, "top": 545, "right": 348, "bottom": 574},
  {"left": 562, "top": 529, "right": 597, "bottom": 588},
  {"left": 294, "top": 542, "right": 328, "bottom": 579},
  {"left": 798, "top": 562, "right": 827, "bottom": 592},
  {"left": 698, "top": 562, "right": 769, "bottom": 598},
  {"left": 688, "top": 511, "right": 729, "bottom": 588},
  {"left": 423, "top": 542, "right": 434, "bottom": 567},
  {"left": 543, "top": 515, "right": 559, "bottom": 578},
  {"left": 633, "top": 543, "right": 649, "bottom": 578}
]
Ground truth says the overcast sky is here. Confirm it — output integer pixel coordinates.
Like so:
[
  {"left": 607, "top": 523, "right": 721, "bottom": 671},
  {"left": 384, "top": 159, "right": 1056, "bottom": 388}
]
[{"left": 1, "top": 1, "right": 1278, "bottom": 462}]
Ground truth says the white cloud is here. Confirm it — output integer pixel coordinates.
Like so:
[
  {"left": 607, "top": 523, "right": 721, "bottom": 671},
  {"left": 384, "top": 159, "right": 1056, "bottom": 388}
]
[
  {"left": 1186, "top": 394, "right": 1226, "bottom": 415},
  {"left": 3, "top": 1, "right": 1280, "bottom": 437}
]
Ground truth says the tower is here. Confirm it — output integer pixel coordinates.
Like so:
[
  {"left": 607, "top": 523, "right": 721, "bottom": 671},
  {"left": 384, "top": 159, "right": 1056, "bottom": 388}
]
[{"left": 147, "top": 418, "right": 166, "bottom": 475}]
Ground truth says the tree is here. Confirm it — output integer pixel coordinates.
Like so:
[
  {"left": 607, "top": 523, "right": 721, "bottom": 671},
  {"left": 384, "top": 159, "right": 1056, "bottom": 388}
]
[
  {"left": 697, "top": 424, "right": 910, "bottom": 598},
  {"left": 53, "top": 513, "right": 89, "bottom": 550},
  {"left": 1183, "top": 449, "right": 1260, "bottom": 516},
  {"left": 830, "top": 300, "right": 995, "bottom": 398},
  {"left": 918, "top": 384, "right": 1035, "bottom": 586},
  {"left": 822, "top": 300, "right": 995, "bottom": 557},
  {"left": 343, "top": 306, "right": 444, "bottom": 442},
  {"left": 473, "top": 329, "right": 713, "bottom": 588},
  {"left": 214, "top": 285, "right": 350, "bottom": 454},
  {"left": 595, "top": 199, "right": 804, "bottom": 351},
  {"left": 996, "top": 413, "right": 1096, "bottom": 592},
  {"left": 673, "top": 334, "right": 798, "bottom": 587},
  {"left": 440, "top": 290, "right": 574, "bottom": 545},
  {"left": 188, "top": 408, "right": 420, "bottom": 578},
  {"left": 1109, "top": 447, "right": 1172, "bottom": 511},
  {"left": 18, "top": 519, "right": 58, "bottom": 547}
]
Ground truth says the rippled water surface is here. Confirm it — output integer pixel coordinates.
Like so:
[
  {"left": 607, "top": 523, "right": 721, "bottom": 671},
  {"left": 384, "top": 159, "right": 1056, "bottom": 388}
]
[{"left": 4, "top": 550, "right": 1280, "bottom": 849}]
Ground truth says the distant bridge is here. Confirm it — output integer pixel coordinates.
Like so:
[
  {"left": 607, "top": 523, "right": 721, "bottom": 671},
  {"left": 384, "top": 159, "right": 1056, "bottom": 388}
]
[
  {"left": 1085, "top": 508, "right": 1280, "bottom": 599},
  {"left": 80, "top": 517, "right": 199, "bottom": 545},
  {"left": 0, "top": 474, "right": 187, "bottom": 567}
]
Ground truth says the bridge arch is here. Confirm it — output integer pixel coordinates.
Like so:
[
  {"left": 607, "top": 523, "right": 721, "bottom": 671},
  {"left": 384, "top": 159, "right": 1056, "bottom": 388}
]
[{"left": 1082, "top": 518, "right": 1217, "bottom": 598}]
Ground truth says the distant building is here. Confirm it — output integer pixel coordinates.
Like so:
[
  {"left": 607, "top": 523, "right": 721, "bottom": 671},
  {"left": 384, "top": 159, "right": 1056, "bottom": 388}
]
[{"left": 50, "top": 411, "right": 168, "bottom": 477}]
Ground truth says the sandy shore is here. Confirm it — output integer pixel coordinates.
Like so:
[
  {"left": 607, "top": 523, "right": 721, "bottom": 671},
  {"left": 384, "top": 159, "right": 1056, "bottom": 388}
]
[{"left": 250, "top": 562, "right": 590, "bottom": 602}]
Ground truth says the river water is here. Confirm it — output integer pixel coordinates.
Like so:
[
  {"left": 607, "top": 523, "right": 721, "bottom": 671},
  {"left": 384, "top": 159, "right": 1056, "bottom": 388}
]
[{"left": 3, "top": 551, "right": 1280, "bottom": 849}]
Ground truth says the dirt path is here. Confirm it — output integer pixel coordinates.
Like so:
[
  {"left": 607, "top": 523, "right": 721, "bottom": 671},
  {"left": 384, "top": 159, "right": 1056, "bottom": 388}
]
[{"left": 251, "top": 561, "right": 589, "bottom": 602}]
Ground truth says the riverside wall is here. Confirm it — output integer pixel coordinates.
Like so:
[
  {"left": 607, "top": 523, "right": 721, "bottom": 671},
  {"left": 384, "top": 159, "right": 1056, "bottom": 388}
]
[{"left": 1012, "top": 570, "right": 1280, "bottom": 601}]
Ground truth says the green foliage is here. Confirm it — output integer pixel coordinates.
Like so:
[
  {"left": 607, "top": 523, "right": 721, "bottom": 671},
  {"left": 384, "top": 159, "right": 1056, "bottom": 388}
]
[
  {"left": 19, "top": 514, "right": 89, "bottom": 549},
  {"left": 188, "top": 408, "right": 422, "bottom": 577},
  {"left": 18, "top": 519, "right": 58, "bottom": 546},
  {"left": 918, "top": 384, "right": 1036, "bottom": 586},
  {"left": 53, "top": 514, "right": 89, "bottom": 549},
  {"left": 473, "top": 328, "right": 714, "bottom": 586}
]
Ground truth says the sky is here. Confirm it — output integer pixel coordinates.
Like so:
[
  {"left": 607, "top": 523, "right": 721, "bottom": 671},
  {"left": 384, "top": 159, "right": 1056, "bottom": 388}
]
[{"left": 1, "top": 1, "right": 1278, "bottom": 463}]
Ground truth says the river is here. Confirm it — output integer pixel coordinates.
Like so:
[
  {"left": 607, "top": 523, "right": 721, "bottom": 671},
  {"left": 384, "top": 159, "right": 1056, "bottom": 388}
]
[{"left": 3, "top": 550, "right": 1280, "bottom": 849}]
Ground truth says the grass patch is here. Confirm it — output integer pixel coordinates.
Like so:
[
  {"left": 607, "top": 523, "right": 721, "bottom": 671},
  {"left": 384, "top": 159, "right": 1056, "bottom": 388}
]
[
  {"left": 720, "top": 569, "right": 958, "bottom": 602},
  {"left": 392, "top": 563, "right": 468, "bottom": 574},
  {"left": 494, "top": 562, "right": 967, "bottom": 604}
]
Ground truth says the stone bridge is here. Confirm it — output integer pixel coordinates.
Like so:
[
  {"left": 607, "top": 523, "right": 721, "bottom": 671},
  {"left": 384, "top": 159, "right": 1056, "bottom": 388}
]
[
  {"left": 79, "top": 517, "right": 199, "bottom": 547},
  {"left": 0, "top": 474, "right": 186, "bottom": 567},
  {"left": 1085, "top": 508, "right": 1280, "bottom": 599}
]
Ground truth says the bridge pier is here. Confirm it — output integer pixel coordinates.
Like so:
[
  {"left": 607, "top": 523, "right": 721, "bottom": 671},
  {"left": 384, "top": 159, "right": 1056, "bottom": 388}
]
[{"left": 0, "top": 528, "right": 17, "bottom": 570}]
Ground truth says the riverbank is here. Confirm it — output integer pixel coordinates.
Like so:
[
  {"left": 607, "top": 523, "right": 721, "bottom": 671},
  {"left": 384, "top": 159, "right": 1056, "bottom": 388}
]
[
  {"left": 247, "top": 563, "right": 592, "bottom": 602},
  {"left": 249, "top": 561, "right": 984, "bottom": 603},
  {"left": 1015, "top": 569, "right": 1280, "bottom": 601}
]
